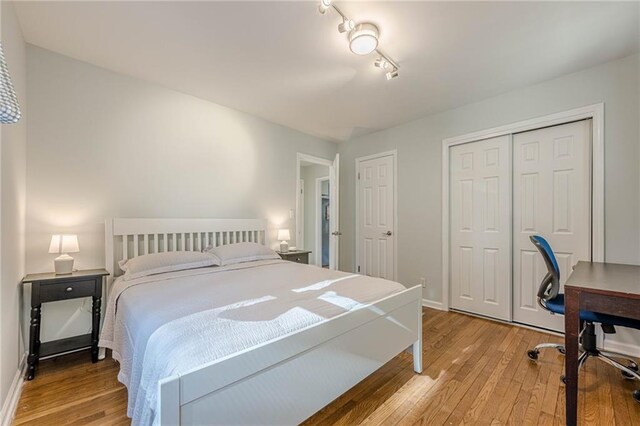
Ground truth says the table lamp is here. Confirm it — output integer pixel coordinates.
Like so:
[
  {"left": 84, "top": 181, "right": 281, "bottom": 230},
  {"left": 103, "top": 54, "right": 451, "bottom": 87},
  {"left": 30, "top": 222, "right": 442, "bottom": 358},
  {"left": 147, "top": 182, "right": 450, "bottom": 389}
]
[
  {"left": 49, "top": 234, "right": 79, "bottom": 274},
  {"left": 277, "top": 229, "right": 291, "bottom": 253}
]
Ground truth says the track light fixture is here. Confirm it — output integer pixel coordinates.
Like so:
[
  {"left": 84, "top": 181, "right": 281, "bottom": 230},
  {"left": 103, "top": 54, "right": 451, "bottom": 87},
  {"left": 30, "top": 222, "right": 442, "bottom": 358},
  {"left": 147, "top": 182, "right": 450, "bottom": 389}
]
[
  {"left": 317, "top": 1, "right": 399, "bottom": 80},
  {"left": 349, "top": 23, "right": 378, "bottom": 55},
  {"left": 385, "top": 68, "right": 399, "bottom": 80},
  {"left": 338, "top": 17, "right": 355, "bottom": 33},
  {"left": 374, "top": 57, "right": 391, "bottom": 70},
  {"left": 318, "top": 0, "right": 331, "bottom": 15},
  {"left": 377, "top": 57, "right": 399, "bottom": 79}
]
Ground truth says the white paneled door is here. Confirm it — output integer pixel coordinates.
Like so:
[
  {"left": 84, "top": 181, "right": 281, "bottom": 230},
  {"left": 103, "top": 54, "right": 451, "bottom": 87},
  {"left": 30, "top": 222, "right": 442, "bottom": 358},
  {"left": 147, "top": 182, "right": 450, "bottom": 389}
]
[
  {"left": 357, "top": 153, "right": 395, "bottom": 280},
  {"left": 513, "top": 120, "right": 591, "bottom": 331},
  {"left": 450, "top": 136, "right": 511, "bottom": 321}
]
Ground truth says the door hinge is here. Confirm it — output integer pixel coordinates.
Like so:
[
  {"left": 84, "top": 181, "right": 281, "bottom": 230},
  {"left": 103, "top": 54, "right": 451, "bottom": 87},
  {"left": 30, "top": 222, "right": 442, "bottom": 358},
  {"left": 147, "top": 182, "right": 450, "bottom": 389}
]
[
  {"left": 357, "top": 265, "right": 361, "bottom": 273},
  {"left": 357, "top": 172, "right": 360, "bottom": 180}
]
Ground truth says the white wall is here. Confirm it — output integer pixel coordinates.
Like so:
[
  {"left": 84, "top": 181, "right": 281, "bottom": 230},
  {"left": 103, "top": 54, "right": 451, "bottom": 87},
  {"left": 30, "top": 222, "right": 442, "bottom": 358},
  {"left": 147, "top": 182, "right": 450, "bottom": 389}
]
[
  {"left": 340, "top": 53, "right": 639, "bottom": 294},
  {"left": 25, "top": 46, "right": 336, "bottom": 342},
  {"left": 301, "top": 164, "right": 329, "bottom": 265},
  {"left": 338, "top": 52, "right": 640, "bottom": 351},
  {"left": 0, "top": 0, "right": 27, "bottom": 419}
]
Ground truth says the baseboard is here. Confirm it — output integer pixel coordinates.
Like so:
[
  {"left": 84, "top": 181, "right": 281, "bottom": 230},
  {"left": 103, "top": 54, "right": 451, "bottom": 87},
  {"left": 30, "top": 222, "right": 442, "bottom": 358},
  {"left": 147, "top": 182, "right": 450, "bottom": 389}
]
[
  {"left": 422, "top": 299, "right": 447, "bottom": 311},
  {"left": 0, "top": 353, "right": 26, "bottom": 426},
  {"left": 600, "top": 336, "right": 640, "bottom": 358}
]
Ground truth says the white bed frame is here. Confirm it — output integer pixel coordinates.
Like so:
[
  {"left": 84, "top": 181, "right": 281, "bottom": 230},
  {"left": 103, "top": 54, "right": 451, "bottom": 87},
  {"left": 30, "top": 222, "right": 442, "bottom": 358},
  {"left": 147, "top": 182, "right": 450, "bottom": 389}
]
[{"left": 104, "top": 218, "right": 423, "bottom": 425}]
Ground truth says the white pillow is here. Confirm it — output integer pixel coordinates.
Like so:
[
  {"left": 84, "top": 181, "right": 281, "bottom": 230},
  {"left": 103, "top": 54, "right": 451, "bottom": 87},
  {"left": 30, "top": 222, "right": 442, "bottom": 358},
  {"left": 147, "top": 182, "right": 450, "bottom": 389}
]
[
  {"left": 206, "top": 242, "right": 280, "bottom": 266},
  {"left": 118, "top": 251, "right": 220, "bottom": 281}
]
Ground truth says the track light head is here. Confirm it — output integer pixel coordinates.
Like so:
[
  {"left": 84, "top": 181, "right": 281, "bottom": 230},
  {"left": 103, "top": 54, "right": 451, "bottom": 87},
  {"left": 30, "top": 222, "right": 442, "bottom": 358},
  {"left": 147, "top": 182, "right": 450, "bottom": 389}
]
[
  {"left": 318, "top": 0, "right": 331, "bottom": 14},
  {"left": 385, "top": 68, "right": 399, "bottom": 80},
  {"left": 338, "top": 18, "right": 355, "bottom": 33},
  {"left": 374, "top": 57, "right": 391, "bottom": 70},
  {"left": 349, "top": 23, "right": 379, "bottom": 55}
]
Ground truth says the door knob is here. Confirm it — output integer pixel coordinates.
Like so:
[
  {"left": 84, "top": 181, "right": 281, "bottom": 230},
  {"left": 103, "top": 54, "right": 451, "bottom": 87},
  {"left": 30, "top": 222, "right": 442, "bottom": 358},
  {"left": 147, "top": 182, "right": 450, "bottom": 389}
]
[
  {"left": 383, "top": 231, "right": 392, "bottom": 236},
  {"left": 331, "top": 231, "right": 343, "bottom": 236}
]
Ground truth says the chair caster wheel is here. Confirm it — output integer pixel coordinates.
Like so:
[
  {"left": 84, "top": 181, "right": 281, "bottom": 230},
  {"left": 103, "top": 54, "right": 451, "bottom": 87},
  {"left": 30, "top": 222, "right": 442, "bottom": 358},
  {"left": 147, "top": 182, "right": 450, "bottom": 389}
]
[
  {"left": 633, "top": 389, "right": 640, "bottom": 403},
  {"left": 561, "top": 375, "right": 567, "bottom": 384},
  {"left": 527, "top": 350, "right": 539, "bottom": 361},
  {"left": 622, "top": 363, "right": 639, "bottom": 380}
]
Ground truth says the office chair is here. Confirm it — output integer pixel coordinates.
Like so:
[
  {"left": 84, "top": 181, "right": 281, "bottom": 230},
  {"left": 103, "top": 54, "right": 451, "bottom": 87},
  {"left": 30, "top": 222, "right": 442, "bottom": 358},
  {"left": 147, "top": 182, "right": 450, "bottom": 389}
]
[{"left": 526, "top": 235, "right": 640, "bottom": 402}]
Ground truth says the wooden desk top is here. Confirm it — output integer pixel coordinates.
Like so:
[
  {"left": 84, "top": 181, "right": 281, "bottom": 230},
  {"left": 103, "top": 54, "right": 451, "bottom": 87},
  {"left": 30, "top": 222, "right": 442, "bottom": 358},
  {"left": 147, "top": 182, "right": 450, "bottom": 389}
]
[{"left": 565, "top": 261, "right": 640, "bottom": 297}]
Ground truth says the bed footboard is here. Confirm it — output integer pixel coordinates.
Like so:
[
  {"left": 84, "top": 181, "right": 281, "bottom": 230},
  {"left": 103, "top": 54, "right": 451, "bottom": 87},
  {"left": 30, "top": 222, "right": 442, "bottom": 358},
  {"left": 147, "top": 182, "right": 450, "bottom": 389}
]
[{"left": 158, "top": 285, "right": 423, "bottom": 425}]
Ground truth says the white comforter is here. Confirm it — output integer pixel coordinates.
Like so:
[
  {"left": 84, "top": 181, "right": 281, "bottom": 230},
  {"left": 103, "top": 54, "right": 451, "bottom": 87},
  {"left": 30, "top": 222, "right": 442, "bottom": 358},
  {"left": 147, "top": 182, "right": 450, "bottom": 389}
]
[{"left": 99, "top": 259, "right": 405, "bottom": 425}]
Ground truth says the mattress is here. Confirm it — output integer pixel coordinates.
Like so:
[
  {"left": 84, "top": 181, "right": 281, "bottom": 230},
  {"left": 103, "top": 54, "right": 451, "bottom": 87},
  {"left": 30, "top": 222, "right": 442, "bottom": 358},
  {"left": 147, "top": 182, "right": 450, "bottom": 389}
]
[{"left": 99, "top": 259, "right": 406, "bottom": 425}]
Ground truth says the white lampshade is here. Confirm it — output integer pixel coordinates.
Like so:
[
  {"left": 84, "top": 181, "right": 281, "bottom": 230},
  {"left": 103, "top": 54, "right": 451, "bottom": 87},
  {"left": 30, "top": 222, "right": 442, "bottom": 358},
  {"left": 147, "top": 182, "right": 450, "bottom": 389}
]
[
  {"left": 48, "top": 234, "right": 80, "bottom": 254},
  {"left": 277, "top": 229, "right": 291, "bottom": 241}
]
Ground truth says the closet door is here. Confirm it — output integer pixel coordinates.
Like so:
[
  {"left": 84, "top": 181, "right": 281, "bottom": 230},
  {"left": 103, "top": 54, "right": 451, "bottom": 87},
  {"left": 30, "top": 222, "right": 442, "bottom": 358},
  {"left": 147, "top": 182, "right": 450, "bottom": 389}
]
[
  {"left": 450, "top": 136, "right": 511, "bottom": 321},
  {"left": 513, "top": 120, "right": 591, "bottom": 331}
]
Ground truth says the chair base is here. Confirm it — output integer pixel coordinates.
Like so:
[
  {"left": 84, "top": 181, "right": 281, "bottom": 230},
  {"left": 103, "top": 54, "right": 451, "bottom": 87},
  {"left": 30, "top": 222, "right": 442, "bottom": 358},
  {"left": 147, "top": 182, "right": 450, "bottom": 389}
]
[
  {"left": 527, "top": 343, "right": 565, "bottom": 360},
  {"left": 528, "top": 342, "right": 640, "bottom": 402}
]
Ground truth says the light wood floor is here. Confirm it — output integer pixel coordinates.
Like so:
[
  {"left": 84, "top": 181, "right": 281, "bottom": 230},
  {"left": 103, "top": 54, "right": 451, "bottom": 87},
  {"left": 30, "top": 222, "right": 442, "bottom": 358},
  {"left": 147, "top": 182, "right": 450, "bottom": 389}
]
[{"left": 14, "top": 309, "right": 640, "bottom": 425}]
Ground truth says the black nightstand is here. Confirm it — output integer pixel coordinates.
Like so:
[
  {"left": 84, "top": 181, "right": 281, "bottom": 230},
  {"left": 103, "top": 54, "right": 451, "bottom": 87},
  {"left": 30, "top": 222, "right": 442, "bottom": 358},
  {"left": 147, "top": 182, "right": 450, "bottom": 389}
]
[
  {"left": 22, "top": 269, "right": 109, "bottom": 380},
  {"left": 277, "top": 250, "right": 311, "bottom": 264}
]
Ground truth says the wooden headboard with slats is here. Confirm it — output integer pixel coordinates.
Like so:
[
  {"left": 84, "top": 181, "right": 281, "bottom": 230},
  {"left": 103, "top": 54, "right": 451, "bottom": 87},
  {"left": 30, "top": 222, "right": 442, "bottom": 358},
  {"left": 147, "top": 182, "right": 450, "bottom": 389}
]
[{"left": 104, "top": 218, "right": 268, "bottom": 281}]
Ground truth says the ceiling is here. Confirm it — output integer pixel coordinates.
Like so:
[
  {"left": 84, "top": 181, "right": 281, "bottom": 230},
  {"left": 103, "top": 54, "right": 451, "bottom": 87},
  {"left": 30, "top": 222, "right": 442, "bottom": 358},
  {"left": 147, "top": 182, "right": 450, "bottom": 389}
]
[{"left": 14, "top": 1, "right": 640, "bottom": 142}]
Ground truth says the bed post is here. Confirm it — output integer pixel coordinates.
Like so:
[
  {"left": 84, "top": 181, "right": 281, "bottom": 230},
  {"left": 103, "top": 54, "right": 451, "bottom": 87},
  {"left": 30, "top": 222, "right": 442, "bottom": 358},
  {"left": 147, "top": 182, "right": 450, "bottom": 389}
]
[
  {"left": 413, "top": 298, "right": 423, "bottom": 374},
  {"left": 159, "top": 376, "right": 181, "bottom": 425},
  {"left": 99, "top": 218, "right": 115, "bottom": 361},
  {"left": 105, "top": 218, "right": 114, "bottom": 285}
]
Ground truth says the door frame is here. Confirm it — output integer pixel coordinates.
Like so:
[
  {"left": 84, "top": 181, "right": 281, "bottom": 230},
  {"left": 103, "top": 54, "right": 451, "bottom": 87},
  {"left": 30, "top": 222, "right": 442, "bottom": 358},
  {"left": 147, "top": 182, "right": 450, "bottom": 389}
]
[
  {"left": 315, "top": 176, "right": 330, "bottom": 267},
  {"left": 299, "top": 178, "right": 304, "bottom": 248},
  {"left": 296, "top": 153, "right": 338, "bottom": 268},
  {"left": 355, "top": 150, "right": 398, "bottom": 281},
  {"left": 441, "top": 103, "right": 605, "bottom": 312}
]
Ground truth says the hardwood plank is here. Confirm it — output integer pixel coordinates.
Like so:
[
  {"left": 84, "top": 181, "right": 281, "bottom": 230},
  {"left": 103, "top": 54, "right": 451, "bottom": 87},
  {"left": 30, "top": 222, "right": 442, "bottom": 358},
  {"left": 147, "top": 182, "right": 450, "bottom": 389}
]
[
  {"left": 460, "top": 327, "right": 524, "bottom": 424},
  {"left": 486, "top": 328, "right": 544, "bottom": 424},
  {"left": 13, "top": 309, "right": 640, "bottom": 426},
  {"left": 363, "top": 315, "right": 496, "bottom": 425},
  {"left": 409, "top": 321, "right": 511, "bottom": 425},
  {"left": 409, "top": 321, "right": 504, "bottom": 424},
  {"left": 479, "top": 329, "right": 532, "bottom": 423},
  {"left": 439, "top": 326, "right": 511, "bottom": 425},
  {"left": 595, "top": 357, "right": 615, "bottom": 426}
]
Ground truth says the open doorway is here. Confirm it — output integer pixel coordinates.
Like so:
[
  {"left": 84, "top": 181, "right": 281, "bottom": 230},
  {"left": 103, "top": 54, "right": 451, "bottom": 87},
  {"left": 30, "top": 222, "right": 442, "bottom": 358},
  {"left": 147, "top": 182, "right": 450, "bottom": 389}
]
[
  {"left": 296, "top": 153, "right": 340, "bottom": 269},
  {"left": 315, "top": 177, "right": 330, "bottom": 268}
]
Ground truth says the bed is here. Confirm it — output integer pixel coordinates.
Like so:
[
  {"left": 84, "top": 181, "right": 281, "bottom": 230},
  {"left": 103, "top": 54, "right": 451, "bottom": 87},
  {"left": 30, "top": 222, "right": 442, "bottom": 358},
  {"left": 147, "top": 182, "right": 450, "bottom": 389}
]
[{"left": 101, "top": 218, "right": 423, "bottom": 425}]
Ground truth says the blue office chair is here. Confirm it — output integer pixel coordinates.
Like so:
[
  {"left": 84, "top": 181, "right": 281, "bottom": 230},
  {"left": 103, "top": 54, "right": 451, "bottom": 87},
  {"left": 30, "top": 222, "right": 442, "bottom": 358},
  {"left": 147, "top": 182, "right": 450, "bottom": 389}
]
[{"left": 527, "top": 235, "right": 640, "bottom": 402}]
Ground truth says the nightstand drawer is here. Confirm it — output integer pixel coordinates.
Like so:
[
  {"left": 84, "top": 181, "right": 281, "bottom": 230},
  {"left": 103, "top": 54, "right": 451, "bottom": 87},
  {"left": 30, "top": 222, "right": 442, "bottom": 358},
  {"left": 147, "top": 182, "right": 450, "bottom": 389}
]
[
  {"left": 282, "top": 253, "right": 309, "bottom": 264},
  {"left": 39, "top": 279, "right": 96, "bottom": 302}
]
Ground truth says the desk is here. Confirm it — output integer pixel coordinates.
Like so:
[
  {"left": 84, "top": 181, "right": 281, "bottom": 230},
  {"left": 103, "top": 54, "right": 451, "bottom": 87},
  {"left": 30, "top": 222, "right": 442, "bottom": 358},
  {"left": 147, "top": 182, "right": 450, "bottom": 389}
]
[{"left": 564, "top": 261, "right": 640, "bottom": 425}]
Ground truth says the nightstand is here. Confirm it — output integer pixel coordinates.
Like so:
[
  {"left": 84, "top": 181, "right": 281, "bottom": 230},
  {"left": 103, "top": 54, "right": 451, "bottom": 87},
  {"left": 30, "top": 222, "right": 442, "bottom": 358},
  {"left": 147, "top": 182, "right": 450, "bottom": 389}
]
[
  {"left": 22, "top": 269, "right": 109, "bottom": 380},
  {"left": 277, "top": 250, "right": 311, "bottom": 264}
]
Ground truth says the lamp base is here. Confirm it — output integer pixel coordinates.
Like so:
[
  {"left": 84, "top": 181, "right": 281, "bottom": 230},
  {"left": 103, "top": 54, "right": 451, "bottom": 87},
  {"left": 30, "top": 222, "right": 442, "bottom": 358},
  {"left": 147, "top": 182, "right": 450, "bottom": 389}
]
[
  {"left": 280, "top": 241, "right": 289, "bottom": 253},
  {"left": 54, "top": 254, "right": 74, "bottom": 275}
]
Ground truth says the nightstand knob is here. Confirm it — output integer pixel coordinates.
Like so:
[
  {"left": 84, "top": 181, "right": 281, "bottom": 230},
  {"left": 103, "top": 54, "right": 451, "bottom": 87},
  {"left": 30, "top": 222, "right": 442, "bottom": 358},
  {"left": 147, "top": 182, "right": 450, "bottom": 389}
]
[{"left": 66, "top": 287, "right": 73, "bottom": 292}]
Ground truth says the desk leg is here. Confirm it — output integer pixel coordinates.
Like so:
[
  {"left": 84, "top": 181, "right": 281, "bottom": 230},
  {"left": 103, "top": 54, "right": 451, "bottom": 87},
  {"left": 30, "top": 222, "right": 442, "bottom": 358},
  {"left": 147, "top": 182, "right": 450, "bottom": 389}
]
[
  {"left": 565, "top": 287, "right": 580, "bottom": 426},
  {"left": 91, "top": 295, "right": 101, "bottom": 363}
]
